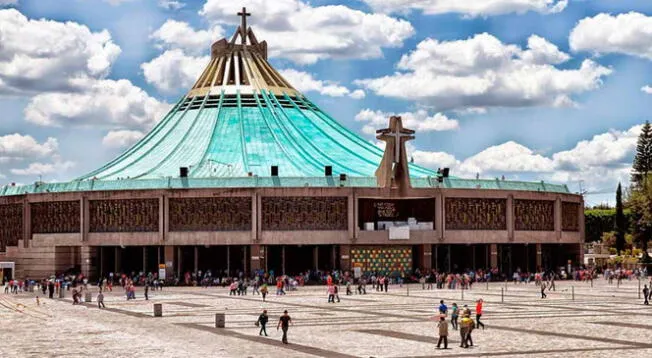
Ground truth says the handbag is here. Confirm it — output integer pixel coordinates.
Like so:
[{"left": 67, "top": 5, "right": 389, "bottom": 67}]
[{"left": 255, "top": 320, "right": 260, "bottom": 327}]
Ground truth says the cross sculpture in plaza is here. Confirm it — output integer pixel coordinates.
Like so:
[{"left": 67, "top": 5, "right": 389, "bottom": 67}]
[{"left": 375, "top": 116, "right": 415, "bottom": 195}]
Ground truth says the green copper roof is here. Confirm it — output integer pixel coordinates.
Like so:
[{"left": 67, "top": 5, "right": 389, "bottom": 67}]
[
  {"left": 0, "top": 177, "right": 569, "bottom": 196},
  {"left": 77, "top": 92, "right": 435, "bottom": 180}
]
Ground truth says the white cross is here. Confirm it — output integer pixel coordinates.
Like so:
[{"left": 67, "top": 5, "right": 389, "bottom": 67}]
[{"left": 392, "top": 131, "right": 412, "bottom": 163}]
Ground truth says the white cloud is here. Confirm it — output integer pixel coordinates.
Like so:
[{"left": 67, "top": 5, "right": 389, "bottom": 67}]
[
  {"left": 0, "top": 0, "right": 18, "bottom": 7},
  {"left": 361, "top": 0, "right": 567, "bottom": 16},
  {"left": 412, "top": 150, "right": 460, "bottom": 170},
  {"left": 356, "top": 33, "right": 611, "bottom": 110},
  {"left": 141, "top": 49, "right": 208, "bottom": 94},
  {"left": 0, "top": 134, "right": 58, "bottom": 161},
  {"left": 10, "top": 161, "right": 75, "bottom": 176},
  {"left": 103, "top": 0, "right": 137, "bottom": 5},
  {"left": 102, "top": 130, "right": 144, "bottom": 148},
  {"left": 570, "top": 12, "right": 652, "bottom": 60},
  {"left": 278, "top": 69, "right": 364, "bottom": 99},
  {"left": 460, "top": 141, "right": 555, "bottom": 174},
  {"left": 151, "top": 20, "right": 223, "bottom": 55},
  {"left": 355, "top": 108, "right": 459, "bottom": 135},
  {"left": 642, "top": 85, "right": 652, "bottom": 94},
  {"left": 200, "top": 0, "right": 414, "bottom": 64},
  {"left": 158, "top": 0, "right": 185, "bottom": 10},
  {"left": 24, "top": 78, "right": 170, "bottom": 130},
  {"left": 0, "top": 9, "right": 121, "bottom": 95}
]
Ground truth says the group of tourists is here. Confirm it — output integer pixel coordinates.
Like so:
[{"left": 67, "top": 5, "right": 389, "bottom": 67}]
[{"left": 434, "top": 299, "right": 485, "bottom": 349}]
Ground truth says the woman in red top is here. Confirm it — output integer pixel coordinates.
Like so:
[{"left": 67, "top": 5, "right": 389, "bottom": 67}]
[{"left": 475, "top": 299, "right": 485, "bottom": 330}]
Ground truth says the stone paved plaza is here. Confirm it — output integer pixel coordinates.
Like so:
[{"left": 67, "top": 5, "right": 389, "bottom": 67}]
[{"left": 1, "top": 280, "right": 652, "bottom": 357}]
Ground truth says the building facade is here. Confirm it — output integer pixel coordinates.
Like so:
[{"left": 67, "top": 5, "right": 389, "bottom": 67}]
[{"left": 0, "top": 9, "right": 583, "bottom": 280}]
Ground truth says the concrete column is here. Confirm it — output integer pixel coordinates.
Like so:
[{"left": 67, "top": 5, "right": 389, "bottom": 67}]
[
  {"left": 177, "top": 246, "right": 182, "bottom": 275},
  {"left": 434, "top": 245, "right": 439, "bottom": 271},
  {"left": 421, "top": 244, "right": 432, "bottom": 270},
  {"left": 164, "top": 245, "right": 174, "bottom": 279},
  {"left": 281, "top": 245, "right": 286, "bottom": 276},
  {"left": 226, "top": 246, "right": 231, "bottom": 276},
  {"left": 250, "top": 244, "right": 261, "bottom": 272},
  {"left": 536, "top": 243, "right": 542, "bottom": 270},
  {"left": 348, "top": 193, "right": 355, "bottom": 241},
  {"left": 435, "top": 193, "right": 443, "bottom": 241},
  {"left": 22, "top": 199, "right": 31, "bottom": 248},
  {"left": 81, "top": 197, "right": 89, "bottom": 242},
  {"left": 160, "top": 196, "right": 166, "bottom": 242},
  {"left": 555, "top": 197, "right": 562, "bottom": 240},
  {"left": 314, "top": 246, "right": 319, "bottom": 271},
  {"left": 80, "top": 246, "right": 96, "bottom": 279},
  {"left": 507, "top": 195, "right": 514, "bottom": 241},
  {"left": 99, "top": 247, "right": 104, "bottom": 276},
  {"left": 490, "top": 243, "right": 498, "bottom": 269},
  {"left": 194, "top": 246, "right": 199, "bottom": 274},
  {"left": 251, "top": 193, "right": 258, "bottom": 241},
  {"left": 243, "top": 246, "right": 248, "bottom": 275},
  {"left": 256, "top": 195, "right": 262, "bottom": 241},
  {"left": 339, "top": 244, "right": 351, "bottom": 272}
]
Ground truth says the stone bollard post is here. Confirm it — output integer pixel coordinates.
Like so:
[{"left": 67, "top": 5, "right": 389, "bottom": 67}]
[
  {"left": 154, "top": 303, "right": 163, "bottom": 317},
  {"left": 215, "top": 312, "right": 225, "bottom": 328},
  {"left": 572, "top": 286, "right": 574, "bottom": 301},
  {"left": 58, "top": 287, "right": 65, "bottom": 299},
  {"left": 461, "top": 287, "right": 464, "bottom": 301},
  {"left": 501, "top": 287, "right": 504, "bottom": 303},
  {"left": 486, "top": 280, "right": 489, "bottom": 291},
  {"left": 85, "top": 291, "right": 92, "bottom": 303},
  {"left": 406, "top": 284, "right": 409, "bottom": 297}
]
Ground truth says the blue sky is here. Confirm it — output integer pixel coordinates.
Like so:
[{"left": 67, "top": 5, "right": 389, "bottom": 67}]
[{"left": 1, "top": 0, "right": 652, "bottom": 206}]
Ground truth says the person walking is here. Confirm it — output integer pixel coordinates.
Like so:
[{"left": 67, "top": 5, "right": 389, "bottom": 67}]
[
  {"left": 260, "top": 283, "right": 269, "bottom": 302},
  {"left": 436, "top": 316, "right": 449, "bottom": 349},
  {"left": 460, "top": 314, "right": 474, "bottom": 348},
  {"left": 334, "top": 284, "right": 341, "bottom": 303},
  {"left": 451, "top": 303, "right": 459, "bottom": 330},
  {"left": 540, "top": 281, "right": 547, "bottom": 299},
  {"left": 384, "top": 276, "right": 389, "bottom": 292},
  {"left": 97, "top": 291, "right": 105, "bottom": 309},
  {"left": 144, "top": 281, "right": 149, "bottom": 301},
  {"left": 277, "top": 310, "right": 292, "bottom": 344},
  {"left": 643, "top": 285, "right": 650, "bottom": 305},
  {"left": 327, "top": 284, "right": 335, "bottom": 303},
  {"left": 475, "top": 299, "right": 485, "bottom": 329},
  {"left": 257, "top": 310, "right": 269, "bottom": 336},
  {"left": 438, "top": 300, "right": 448, "bottom": 315}
]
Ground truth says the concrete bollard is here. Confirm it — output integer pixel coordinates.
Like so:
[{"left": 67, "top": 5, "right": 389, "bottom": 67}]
[
  {"left": 406, "top": 284, "right": 409, "bottom": 297},
  {"left": 85, "top": 292, "right": 92, "bottom": 303},
  {"left": 572, "top": 286, "right": 574, "bottom": 301},
  {"left": 501, "top": 287, "right": 504, "bottom": 303},
  {"left": 154, "top": 303, "right": 163, "bottom": 317},
  {"left": 58, "top": 287, "right": 65, "bottom": 299},
  {"left": 215, "top": 313, "right": 225, "bottom": 328},
  {"left": 461, "top": 287, "right": 464, "bottom": 301}
]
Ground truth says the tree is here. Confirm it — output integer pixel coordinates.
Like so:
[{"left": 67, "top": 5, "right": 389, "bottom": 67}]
[
  {"left": 627, "top": 175, "right": 652, "bottom": 263},
  {"left": 615, "top": 183, "right": 626, "bottom": 254},
  {"left": 632, "top": 121, "right": 652, "bottom": 187}
]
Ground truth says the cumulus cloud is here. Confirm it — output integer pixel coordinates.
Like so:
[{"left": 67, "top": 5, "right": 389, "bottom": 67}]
[
  {"left": 141, "top": 50, "right": 208, "bottom": 94},
  {"left": 0, "top": 134, "right": 58, "bottom": 161},
  {"left": 0, "top": 9, "right": 121, "bottom": 95},
  {"left": 24, "top": 78, "right": 170, "bottom": 130},
  {"left": 410, "top": 124, "right": 642, "bottom": 193},
  {"left": 355, "top": 108, "right": 459, "bottom": 135},
  {"left": 356, "top": 33, "right": 611, "bottom": 110},
  {"left": 0, "top": 0, "right": 18, "bottom": 7},
  {"left": 102, "top": 130, "right": 144, "bottom": 148},
  {"left": 151, "top": 20, "right": 223, "bottom": 55},
  {"left": 10, "top": 161, "right": 75, "bottom": 176},
  {"left": 199, "top": 0, "right": 414, "bottom": 64},
  {"left": 642, "top": 85, "right": 652, "bottom": 94},
  {"left": 361, "top": 0, "right": 567, "bottom": 16},
  {"left": 158, "top": 0, "right": 185, "bottom": 10},
  {"left": 278, "top": 69, "right": 364, "bottom": 99},
  {"left": 570, "top": 12, "right": 652, "bottom": 60}
]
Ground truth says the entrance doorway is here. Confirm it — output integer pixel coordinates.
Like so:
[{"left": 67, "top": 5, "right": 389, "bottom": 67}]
[{"left": 0, "top": 262, "right": 15, "bottom": 282}]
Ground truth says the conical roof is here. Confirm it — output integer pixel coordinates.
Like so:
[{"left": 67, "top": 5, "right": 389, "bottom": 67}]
[{"left": 79, "top": 10, "right": 434, "bottom": 181}]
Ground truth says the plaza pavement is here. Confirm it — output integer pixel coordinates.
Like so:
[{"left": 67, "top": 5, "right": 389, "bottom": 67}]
[{"left": 1, "top": 279, "right": 652, "bottom": 357}]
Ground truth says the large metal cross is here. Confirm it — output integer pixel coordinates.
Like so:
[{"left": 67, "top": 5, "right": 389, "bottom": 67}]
[
  {"left": 376, "top": 116, "right": 415, "bottom": 164},
  {"left": 391, "top": 129, "right": 412, "bottom": 163},
  {"left": 237, "top": 7, "right": 251, "bottom": 45}
]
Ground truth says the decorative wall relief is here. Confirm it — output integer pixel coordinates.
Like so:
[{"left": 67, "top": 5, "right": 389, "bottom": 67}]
[
  {"left": 514, "top": 200, "right": 554, "bottom": 231},
  {"left": 89, "top": 199, "right": 159, "bottom": 232},
  {"left": 262, "top": 197, "right": 347, "bottom": 230},
  {"left": 31, "top": 201, "right": 80, "bottom": 234},
  {"left": 445, "top": 198, "right": 507, "bottom": 230},
  {"left": 562, "top": 202, "right": 580, "bottom": 232},
  {"left": 169, "top": 197, "right": 251, "bottom": 231},
  {"left": 0, "top": 204, "right": 23, "bottom": 251}
]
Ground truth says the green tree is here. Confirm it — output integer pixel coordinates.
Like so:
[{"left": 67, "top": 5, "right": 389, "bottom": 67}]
[
  {"left": 615, "top": 183, "right": 626, "bottom": 254},
  {"left": 632, "top": 121, "right": 652, "bottom": 187},
  {"left": 627, "top": 175, "right": 652, "bottom": 263}
]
